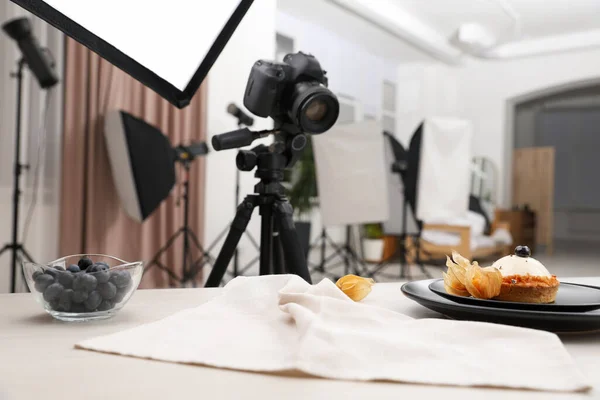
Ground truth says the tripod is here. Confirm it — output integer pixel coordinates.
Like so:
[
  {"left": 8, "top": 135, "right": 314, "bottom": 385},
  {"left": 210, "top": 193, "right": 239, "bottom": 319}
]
[
  {"left": 0, "top": 60, "right": 35, "bottom": 293},
  {"left": 368, "top": 162, "right": 431, "bottom": 280},
  {"left": 210, "top": 122, "right": 261, "bottom": 279},
  {"left": 205, "top": 135, "right": 312, "bottom": 287},
  {"left": 144, "top": 160, "right": 214, "bottom": 287},
  {"left": 309, "top": 226, "right": 371, "bottom": 279}
]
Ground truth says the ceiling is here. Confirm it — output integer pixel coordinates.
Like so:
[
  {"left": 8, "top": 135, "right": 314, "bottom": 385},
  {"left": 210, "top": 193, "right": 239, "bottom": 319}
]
[
  {"left": 397, "top": 0, "right": 600, "bottom": 42},
  {"left": 277, "top": 0, "right": 434, "bottom": 63},
  {"left": 280, "top": 0, "right": 600, "bottom": 63}
]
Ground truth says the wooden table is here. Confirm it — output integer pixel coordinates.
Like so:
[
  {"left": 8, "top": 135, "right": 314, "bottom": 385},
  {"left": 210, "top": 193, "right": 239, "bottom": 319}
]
[{"left": 1, "top": 278, "right": 599, "bottom": 400}]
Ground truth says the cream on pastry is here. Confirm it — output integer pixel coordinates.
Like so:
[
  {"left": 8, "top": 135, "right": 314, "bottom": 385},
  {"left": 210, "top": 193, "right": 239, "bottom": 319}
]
[{"left": 491, "top": 246, "right": 559, "bottom": 304}]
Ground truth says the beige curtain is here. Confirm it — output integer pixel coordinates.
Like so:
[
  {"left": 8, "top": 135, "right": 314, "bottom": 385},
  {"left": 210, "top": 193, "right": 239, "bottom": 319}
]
[{"left": 59, "top": 39, "right": 207, "bottom": 288}]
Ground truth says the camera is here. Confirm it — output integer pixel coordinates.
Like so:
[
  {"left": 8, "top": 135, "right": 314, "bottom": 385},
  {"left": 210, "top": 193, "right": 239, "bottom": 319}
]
[{"left": 243, "top": 52, "right": 339, "bottom": 134}]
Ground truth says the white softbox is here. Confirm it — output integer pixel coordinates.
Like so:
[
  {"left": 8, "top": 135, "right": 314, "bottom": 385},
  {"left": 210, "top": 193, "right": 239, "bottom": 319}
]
[
  {"left": 416, "top": 117, "right": 473, "bottom": 222},
  {"left": 11, "top": 0, "right": 253, "bottom": 107},
  {"left": 312, "top": 120, "right": 389, "bottom": 227}
]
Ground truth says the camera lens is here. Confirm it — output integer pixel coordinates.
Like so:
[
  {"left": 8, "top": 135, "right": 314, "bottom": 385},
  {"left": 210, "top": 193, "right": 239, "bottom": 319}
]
[
  {"left": 305, "top": 99, "right": 328, "bottom": 122},
  {"left": 289, "top": 82, "right": 339, "bottom": 134}
]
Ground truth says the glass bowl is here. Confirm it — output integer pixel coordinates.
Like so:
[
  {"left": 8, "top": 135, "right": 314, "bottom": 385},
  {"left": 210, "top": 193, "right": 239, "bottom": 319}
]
[{"left": 23, "top": 254, "right": 143, "bottom": 322}]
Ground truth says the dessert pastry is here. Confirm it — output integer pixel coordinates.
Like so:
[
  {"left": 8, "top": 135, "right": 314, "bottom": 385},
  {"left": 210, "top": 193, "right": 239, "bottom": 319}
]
[{"left": 491, "top": 246, "right": 559, "bottom": 304}]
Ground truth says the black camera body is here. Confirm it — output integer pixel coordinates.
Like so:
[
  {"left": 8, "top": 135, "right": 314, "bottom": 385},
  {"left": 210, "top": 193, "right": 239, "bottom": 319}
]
[{"left": 243, "top": 52, "right": 338, "bottom": 134}]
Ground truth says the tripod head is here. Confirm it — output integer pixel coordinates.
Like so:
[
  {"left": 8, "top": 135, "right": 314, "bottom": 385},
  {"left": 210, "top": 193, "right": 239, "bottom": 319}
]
[{"left": 213, "top": 127, "right": 308, "bottom": 197}]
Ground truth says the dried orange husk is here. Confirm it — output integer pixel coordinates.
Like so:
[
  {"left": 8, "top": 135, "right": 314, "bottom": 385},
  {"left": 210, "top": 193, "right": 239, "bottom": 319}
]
[
  {"left": 335, "top": 274, "right": 375, "bottom": 301},
  {"left": 443, "top": 255, "right": 469, "bottom": 296},
  {"left": 443, "top": 272, "right": 470, "bottom": 296},
  {"left": 464, "top": 261, "right": 502, "bottom": 299},
  {"left": 450, "top": 251, "right": 470, "bottom": 284}
]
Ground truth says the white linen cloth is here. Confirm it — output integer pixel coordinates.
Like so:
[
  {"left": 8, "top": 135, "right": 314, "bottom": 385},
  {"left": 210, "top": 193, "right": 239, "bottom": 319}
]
[{"left": 76, "top": 275, "right": 589, "bottom": 392}]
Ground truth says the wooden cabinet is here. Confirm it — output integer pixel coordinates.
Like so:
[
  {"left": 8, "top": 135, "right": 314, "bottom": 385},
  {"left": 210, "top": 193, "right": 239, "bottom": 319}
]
[{"left": 495, "top": 209, "right": 536, "bottom": 255}]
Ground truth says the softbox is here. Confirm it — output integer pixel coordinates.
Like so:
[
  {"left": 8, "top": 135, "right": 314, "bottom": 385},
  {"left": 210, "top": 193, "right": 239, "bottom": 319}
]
[
  {"left": 11, "top": 0, "right": 254, "bottom": 108},
  {"left": 382, "top": 131, "right": 419, "bottom": 236},
  {"left": 416, "top": 118, "right": 473, "bottom": 222},
  {"left": 312, "top": 120, "right": 389, "bottom": 227},
  {"left": 104, "top": 111, "right": 176, "bottom": 222}
]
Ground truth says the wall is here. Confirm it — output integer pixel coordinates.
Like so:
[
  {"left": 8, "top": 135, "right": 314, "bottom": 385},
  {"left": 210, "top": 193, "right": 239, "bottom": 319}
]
[
  {"left": 275, "top": 8, "right": 402, "bottom": 250},
  {"left": 395, "top": 63, "right": 460, "bottom": 145},
  {"left": 454, "top": 48, "right": 600, "bottom": 206},
  {"left": 0, "top": 3, "right": 63, "bottom": 293},
  {"left": 204, "top": 0, "right": 276, "bottom": 280},
  {"left": 276, "top": 10, "right": 398, "bottom": 123}
]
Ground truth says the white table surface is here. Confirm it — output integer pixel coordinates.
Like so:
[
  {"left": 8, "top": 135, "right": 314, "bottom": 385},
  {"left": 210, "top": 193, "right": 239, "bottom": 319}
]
[{"left": 1, "top": 277, "right": 599, "bottom": 400}]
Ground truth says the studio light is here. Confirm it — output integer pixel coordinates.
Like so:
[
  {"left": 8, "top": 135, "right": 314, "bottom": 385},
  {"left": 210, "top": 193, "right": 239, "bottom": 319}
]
[
  {"left": 10, "top": 0, "right": 255, "bottom": 107},
  {"left": 2, "top": 17, "right": 59, "bottom": 88},
  {"left": 104, "top": 110, "right": 208, "bottom": 223}
]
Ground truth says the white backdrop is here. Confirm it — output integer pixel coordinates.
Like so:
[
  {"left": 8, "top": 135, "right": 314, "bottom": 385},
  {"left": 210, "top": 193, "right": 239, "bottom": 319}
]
[
  {"left": 312, "top": 120, "right": 389, "bottom": 227},
  {"left": 416, "top": 117, "right": 473, "bottom": 222}
]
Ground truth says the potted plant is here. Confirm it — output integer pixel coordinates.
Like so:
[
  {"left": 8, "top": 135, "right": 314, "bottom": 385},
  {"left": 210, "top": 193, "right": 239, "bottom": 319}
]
[
  {"left": 285, "top": 138, "right": 318, "bottom": 258},
  {"left": 362, "top": 223, "right": 385, "bottom": 263}
]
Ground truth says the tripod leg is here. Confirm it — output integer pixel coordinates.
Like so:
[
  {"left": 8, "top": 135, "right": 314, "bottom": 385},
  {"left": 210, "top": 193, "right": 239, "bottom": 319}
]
[
  {"left": 319, "top": 229, "right": 326, "bottom": 273},
  {"left": 205, "top": 197, "right": 257, "bottom": 287},
  {"left": 272, "top": 220, "right": 285, "bottom": 274},
  {"left": 0, "top": 244, "right": 10, "bottom": 256},
  {"left": 19, "top": 246, "right": 35, "bottom": 262},
  {"left": 144, "top": 229, "right": 184, "bottom": 276},
  {"left": 259, "top": 203, "right": 273, "bottom": 276},
  {"left": 273, "top": 200, "right": 312, "bottom": 284}
]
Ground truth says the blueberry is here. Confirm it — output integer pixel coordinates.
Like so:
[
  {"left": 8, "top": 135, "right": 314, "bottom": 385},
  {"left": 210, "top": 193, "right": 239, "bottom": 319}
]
[
  {"left": 97, "top": 300, "right": 114, "bottom": 311},
  {"left": 113, "top": 288, "right": 128, "bottom": 304},
  {"left": 57, "top": 272, "right": 74, "bottom": 289},
  {"left": 98, "top": 282, "right": 117, "bottom": 300},
  {"left": 71, "top": 303, "right": 86, "bottom": 313},
  {"left": 73, "top": 273, "right": 97, "bottom": 292},
  {"left": 87, "top": 263, "right": 109, "bottom": 273},
  {"left": 67, "top": 264, "right": 81, "bottom": 273},
  {"left": 77, "top": 257, "right": 93, "bottom": 271},
  {"left": 515, "top": 245, "right": 531, "bottom": 258},
  {"left": 54, "top": 266, "right": 66, "bottom": 271},
  {"left": 48, "top": 299, "right": 60, "bottom": 311},
  {"left": 32, "top": 270, "right": 43, "bottom": 280},
  {"left": 34, "top": 274, "right": 55, "bottom": 293},
  {"left": 96, "top": 271, "right": 110, "bottom": 284},
  {"left": 43, "top": 283, "right": 64, "bottom": 302},
  {"left": 110, "top": 271, "right": 132, "bottom": 289},
  {"left": 44, "top": 268, "right": 59, "bottom": 279},
  {"left": 84, "top": 291, "right": 102, "bottom": 311},
  {"left": 57, "top": 289, "right": 73, "bottom": 312},
  {"left": 88, "top": 264, "right": 110, "bottom": 283},
  {"left": 72, "top": 290, "right": 88, "bottom": 303}
]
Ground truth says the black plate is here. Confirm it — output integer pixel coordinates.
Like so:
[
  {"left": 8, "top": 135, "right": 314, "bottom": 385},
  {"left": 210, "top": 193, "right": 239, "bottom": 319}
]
[
  {"left": 402, "top": 279, "right": 600, "bottom": 333},
  {"left": 429, "top": 279, "right": 600, "bottom": 312}
]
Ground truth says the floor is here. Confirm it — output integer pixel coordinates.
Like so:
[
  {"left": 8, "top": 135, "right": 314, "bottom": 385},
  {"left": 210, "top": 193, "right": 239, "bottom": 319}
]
[{"left": 308, "top": 240, "right": 600, "bottom": 283}]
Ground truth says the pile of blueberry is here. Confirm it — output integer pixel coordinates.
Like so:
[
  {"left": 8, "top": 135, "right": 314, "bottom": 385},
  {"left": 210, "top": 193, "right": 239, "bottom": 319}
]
[{"left": 32, "top": 256, "right": 133, "bottom": 313}]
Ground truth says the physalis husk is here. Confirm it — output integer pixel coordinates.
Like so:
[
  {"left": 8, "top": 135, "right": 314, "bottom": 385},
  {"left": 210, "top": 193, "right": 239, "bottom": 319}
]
[{"left": 336, "top": 274, "right": 375, "bottom": 301}]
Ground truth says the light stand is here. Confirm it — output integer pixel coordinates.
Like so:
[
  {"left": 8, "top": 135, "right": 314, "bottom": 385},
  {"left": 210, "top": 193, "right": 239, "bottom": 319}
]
[
  {"left": 2, "top": 17, "right": 59, "bottom": 293},
  {"left": 368, "top": 161, "right": 431, "bottom": 280},
  {"left": 309, "top": 226, "right": 371, "bottom": 279},
  {"left": 0, "top": 60, "right": 34, "bottom": 293},
  {"left": 143, "top": 151, "right": 213, "bottom": 287}
]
